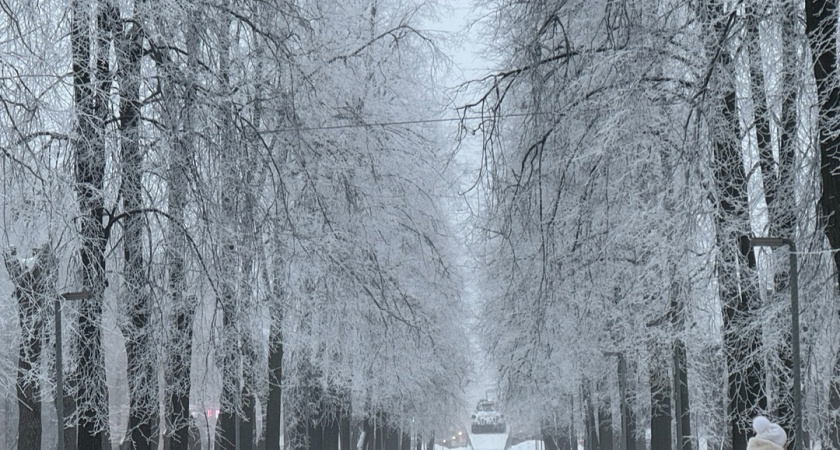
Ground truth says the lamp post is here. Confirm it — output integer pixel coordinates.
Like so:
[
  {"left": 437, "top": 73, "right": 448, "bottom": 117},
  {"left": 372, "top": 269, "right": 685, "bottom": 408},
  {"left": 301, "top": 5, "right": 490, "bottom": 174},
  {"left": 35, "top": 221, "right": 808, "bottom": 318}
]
[
  {"left": 56, "top": 291, "right": 91, "bottom": 450},
  {"left": 746, "top": 237, "right": 802, "bottom": 450}
]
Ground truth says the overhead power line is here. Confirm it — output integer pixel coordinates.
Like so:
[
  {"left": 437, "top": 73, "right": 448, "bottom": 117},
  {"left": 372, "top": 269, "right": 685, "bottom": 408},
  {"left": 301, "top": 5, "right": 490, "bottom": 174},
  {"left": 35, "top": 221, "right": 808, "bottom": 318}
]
[{"left": 265, "top": 112, "right": 541, "bottom": 133}]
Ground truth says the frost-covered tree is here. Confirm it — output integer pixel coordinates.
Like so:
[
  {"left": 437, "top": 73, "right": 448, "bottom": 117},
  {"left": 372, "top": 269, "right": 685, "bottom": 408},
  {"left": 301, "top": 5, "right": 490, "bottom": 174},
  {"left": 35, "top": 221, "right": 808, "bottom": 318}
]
[
  {"left": 463, "top": 1, "right": 831, "bottom": 450},
  {"left": 1, "top": 1, "right": 472, "bottom": 449}
]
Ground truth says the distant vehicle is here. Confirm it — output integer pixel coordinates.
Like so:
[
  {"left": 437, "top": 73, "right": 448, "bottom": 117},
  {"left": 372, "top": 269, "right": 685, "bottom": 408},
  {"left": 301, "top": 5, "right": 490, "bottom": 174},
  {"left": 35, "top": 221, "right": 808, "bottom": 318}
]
[
  {"left": 440, "top": 426, "right": 469, "bottom": 448},
  {"left": 470, "top": 399, "right": 506, "bottom": 434}
]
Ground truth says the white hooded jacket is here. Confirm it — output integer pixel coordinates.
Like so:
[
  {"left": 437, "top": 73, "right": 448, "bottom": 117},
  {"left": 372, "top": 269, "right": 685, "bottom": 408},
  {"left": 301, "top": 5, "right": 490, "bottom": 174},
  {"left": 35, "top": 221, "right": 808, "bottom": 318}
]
[
  {"left": 747, "top": 437, "right": 784, "bottom": 450},
  {"left": 748, "top": 416, "right": 786, "bottom": 450}
]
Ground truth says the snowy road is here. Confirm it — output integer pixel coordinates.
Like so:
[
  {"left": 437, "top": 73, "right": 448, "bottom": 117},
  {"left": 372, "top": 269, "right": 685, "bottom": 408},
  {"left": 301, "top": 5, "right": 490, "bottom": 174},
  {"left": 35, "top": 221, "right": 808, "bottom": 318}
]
[
  {"left": 433, "top": 436, "right": 544, "bottom": 450},
  {"left": 469, "top": 431, "right": 509, "bottom": 450},
  {"left": 509, "top": 442, "right": 542, "bottom": 450}
]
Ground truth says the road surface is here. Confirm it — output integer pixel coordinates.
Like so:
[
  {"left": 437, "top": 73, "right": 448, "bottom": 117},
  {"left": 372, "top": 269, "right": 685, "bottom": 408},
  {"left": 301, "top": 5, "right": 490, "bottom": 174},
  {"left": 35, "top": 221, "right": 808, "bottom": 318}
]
[{"left": 469, "top": 431, "right": 509, "bottom": 450}]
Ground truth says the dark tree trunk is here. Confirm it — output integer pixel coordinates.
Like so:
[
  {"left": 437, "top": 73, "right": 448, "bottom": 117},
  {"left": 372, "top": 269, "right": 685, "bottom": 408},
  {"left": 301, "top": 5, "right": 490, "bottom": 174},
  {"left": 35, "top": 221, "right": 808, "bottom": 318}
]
[
  {"left": 382, "top": 422, "right": 400, "bottom": 450},
  {"left": 65, "top": 389, "right": 78, "bottom": 450},
  {"left": 216, "top": 404, "right": 238, "bottom": 450},
  {"left": 542, "top": 415, "right": 567, "bottom": 450},
  {"left": 187, "top": 419, "right": 203, "bottom": 450},
  {"left": 241, "top": 350, "right": 257, "bottom": 450},
  {"left": 241, "top": 399, "right": 256, "bottom": 450},
  {"left": 720, "top": 130, "right": 766, "bottom": 450},
  {"left": 674, "top": 340, "right": 691, "bottom": 450},
  {"left": 322, "top": 416, "right": 340, "bottom": 450},
  {"left": 3, "top": 245, "right": 54, "bottom": 450},
  {"left": 292, "top": 408, "right": 309, "bottom": 450},
  {"left": 373, "top": 419, "right": 384, "bottom": 450},
  {"left": 543, "top": 433, "right": 560, "bottom": 450},
  {"left": 635, "top": 415, "right": 646, "bottom": 450},
  {"left": 570, "top": 398, "right": 577, "bottom": 450},
  {"left": 340, "top": 409, "right": 352, "bottom": 450},
  {"left": 583, "top": 383, "right": 599, "bottom": 450},
  {"left": 265, "top": 319, "right": 283, "bottom": 450},
  {"left": 695, "top": 3, "right": 767, "bottom": 450},
  {"left": 649, "top": 343, "right": 671, "bottom": 450},
  {"left": 746, "top": 3, "right": 799, "bottom": 439},
  {"left": 666, "top": 271, "right": 691, "bottom": 450},
  {"left": 363, "top": 419, "right": 375, "bottom": 450},
  {"left": 307, "top": 414, "right": 325, "bottom": 450},
  {"left": 771, "top": 21, "right": 799, "bottom": 438},
  {"left": 115, "top": 2, "right": 154, "bottom": 448},
  {"left": 239, "top": 162, "right": 258, "bottom": 450},
  {"left": 831, "top": 356, "right": 840, "bottom": 450},
  {"left": 808, "top": 0, "right": 840, "bottom": 287},
  {"left": 159, "top": 8, "right": 198, "bottom": 450},
  {"left": 167, "top": 298, "right": 196, "bottom": 450},
  {"left": 598, "top": 397, "right": 613, "bottom": 450},
  {"left": 805, "top": 0, "right": 840, "bottom": 447},
  {"left": 214, "top": 8, "right": 243, "bottom": 449},
  {"left": 617, "top": 355, "right": 635, "bottom": 450},
  {"left": 16, "top": 293, "right": 43, "bottom": 449},
  {"left": 72, "top": 0, "right": 111, "bottom": 448}
]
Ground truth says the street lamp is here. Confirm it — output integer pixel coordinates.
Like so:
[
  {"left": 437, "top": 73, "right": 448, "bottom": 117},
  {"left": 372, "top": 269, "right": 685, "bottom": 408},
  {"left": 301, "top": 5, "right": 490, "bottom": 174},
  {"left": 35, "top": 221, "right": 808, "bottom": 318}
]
[
  {"left": 56, "top": 290, "right": 92, "bottom": 450},
  {"left": 746, "top": 237, "right": 803, "bottom": 450}
]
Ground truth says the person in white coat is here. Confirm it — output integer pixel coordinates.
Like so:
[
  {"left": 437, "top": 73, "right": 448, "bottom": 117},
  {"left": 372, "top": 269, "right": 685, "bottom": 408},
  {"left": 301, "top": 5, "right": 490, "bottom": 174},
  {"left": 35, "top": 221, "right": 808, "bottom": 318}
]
[{"left": 747, "top": 416, "right": 787, "bottom": 450}]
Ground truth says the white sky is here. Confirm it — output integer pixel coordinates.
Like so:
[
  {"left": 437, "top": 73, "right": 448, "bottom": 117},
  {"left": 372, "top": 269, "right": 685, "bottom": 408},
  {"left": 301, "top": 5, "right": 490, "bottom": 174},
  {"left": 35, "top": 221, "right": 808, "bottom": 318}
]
[
  {"left": 423, "top": 0, "right": 501, "bottom": 420},
  {"left": 426, "top": 2, "right": 486, "bottom": 76}
]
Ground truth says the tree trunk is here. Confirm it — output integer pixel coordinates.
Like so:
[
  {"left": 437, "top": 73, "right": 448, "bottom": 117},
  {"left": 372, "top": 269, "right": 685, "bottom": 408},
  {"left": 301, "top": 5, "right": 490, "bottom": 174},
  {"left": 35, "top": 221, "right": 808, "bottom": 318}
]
[
  {"left": 674, "top": 340, "right": 691, "bottom": 450},
  {"left": 187, "top": 418, "right": 203, "bottom": 450},
  {"left": 583, "top": 383, "right": 599, "bottom": 450},
  {"left": 400, "top": 432, "right": 411, "bottom": 450},
  {"left": 65, "top": 389, "right": 78, "bottom": 450},
  {"left": 382, "top": 422, "right": 400, "bottom": 450},
  {"left": 115, "top": 2, "right": 154, "bottom": 447},
  {"left": 805, "top": 0, "right": 840, "bottom": 447},
  {"left": 617, "top": 355, "right": 635, "bottom": 450},
  {"left": 771, "top": 37, "right": 798, "bottom": 441},
  {"left": 240, "top": 333, "right": 257, "bottom": 450},
  {"left": 153, "top": 7, "right": 199, "bottom": 450},
  {"left": 649, "top": 343, "right": 671, "bottom": 450},
  {"left": 265, "top": 320, "right": 283, "bottom": 450},
  {"left": 307, "top": 412, "right": 324, "bottom": 450},
  {"left": 3, "top": 245, "right": 54, "bottom": 450},
  {"left": 747, "top": 2, "right": 799, "bottom": 439},
  {"left": 322, "top": 417, "right": 340, "bottom": 450},
  {"left": 373, "top": 419, "right": 383, "bottom": 450},
  {"left": 363, "top": 419, "right": 375, "bottom": 450},
  {"left": 544, "top": 434, "right": 560, "bottom": 450},
  {"left": 570, "top": 397, "right": 577, "bottom": 450},
  {"left": 340, "top": 409, "right": 351, "bottom": 450},
  {"left": 697, "top": 3, "right": 766, "bottom": 450},
  {"left": 214, "top": 7, "right": 243, "bottom": 449},
  {"left": 167, "top": 298, "right": 196, "bottom": 450},
  {"left": 598, "top": 396, "right": 613, "bottom": 450},
  {"left": 72, "top": 0, "right": 111, "bottom": 447}
]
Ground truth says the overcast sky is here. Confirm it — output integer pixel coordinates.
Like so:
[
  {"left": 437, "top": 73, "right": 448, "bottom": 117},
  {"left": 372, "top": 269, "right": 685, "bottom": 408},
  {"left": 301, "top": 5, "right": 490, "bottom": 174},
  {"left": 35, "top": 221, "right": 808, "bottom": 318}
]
[{"left": 424, "top": 0, "right": 502, "bottom": 418}]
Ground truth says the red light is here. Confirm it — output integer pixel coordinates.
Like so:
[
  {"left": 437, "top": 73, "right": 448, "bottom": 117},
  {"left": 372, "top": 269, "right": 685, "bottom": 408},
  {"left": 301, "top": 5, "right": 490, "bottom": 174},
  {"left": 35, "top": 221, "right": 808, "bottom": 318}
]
[{"left": 207, "top": 409, "right": 213, "bottom": 417}]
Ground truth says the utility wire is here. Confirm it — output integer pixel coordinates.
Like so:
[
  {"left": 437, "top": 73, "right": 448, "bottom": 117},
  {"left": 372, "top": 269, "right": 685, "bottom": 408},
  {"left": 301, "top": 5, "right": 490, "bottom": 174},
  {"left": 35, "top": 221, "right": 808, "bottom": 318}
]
[{"left": 265, "top": 112, "right": 541, "bottom": 133}]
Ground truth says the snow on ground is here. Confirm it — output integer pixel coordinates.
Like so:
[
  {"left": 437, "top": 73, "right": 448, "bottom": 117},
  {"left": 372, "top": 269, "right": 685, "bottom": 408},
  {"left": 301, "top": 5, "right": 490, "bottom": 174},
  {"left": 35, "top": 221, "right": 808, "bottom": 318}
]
[
  {"left": 510, "top": 441, "right": 541, "bottom": 450},
  {"left": 434, "top": 435, "right": 544, "bottom": 450},
  {"left": 469, "top": 431, "right": 509, "bottom": 450},
  {"left": 433, "top": 435, "right": 543, "bottom": 450}
]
